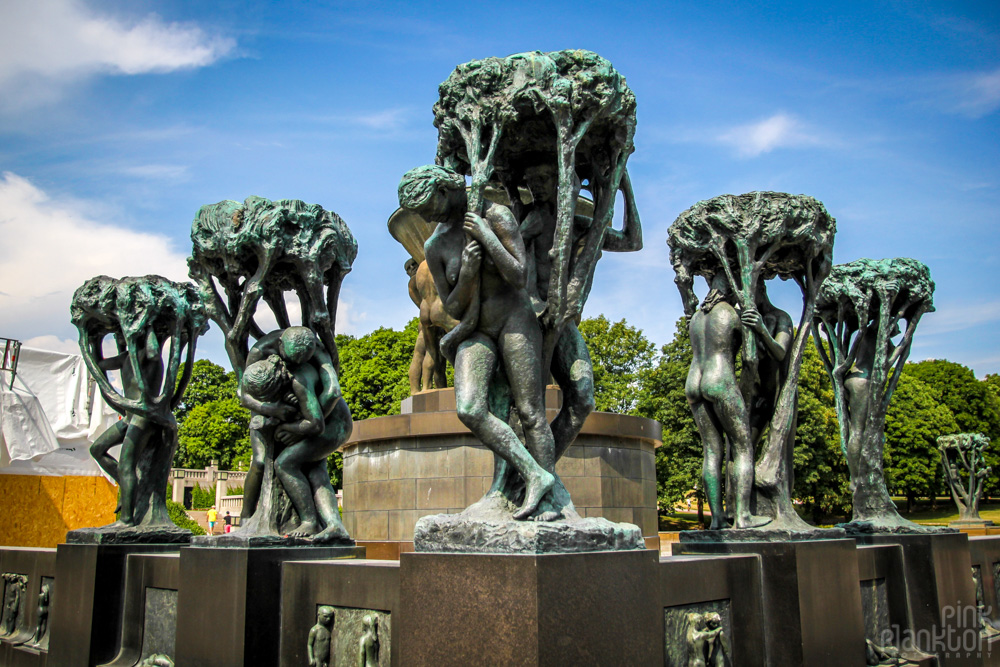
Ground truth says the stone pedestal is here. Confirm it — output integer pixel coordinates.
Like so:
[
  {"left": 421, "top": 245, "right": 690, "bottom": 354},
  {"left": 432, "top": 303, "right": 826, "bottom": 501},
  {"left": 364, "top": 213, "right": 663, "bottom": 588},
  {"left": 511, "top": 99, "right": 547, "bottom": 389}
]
[
  {"left": 968, "top": 536, "right": 1000, "bottom": 666},
  {"left": 0, "top": 547, "right": 56, "bottom": 667},
  {"left": 854, "top": 532, "right": 980, "bottom": 665},
  {"left": 673, "top": 537, "right": 866, "bottom": 666},
  {"left": 341, "top": 387, "right": 662, "bottom": 557},
  {"left": 279, "top": 559, "right": 400, "bottom": 667},
  {"left": 397, "top": 549, "right": 660, "bottom": 665},
  {"left": 47, "top": 543, "right": 180, "bottom": 667},
  {"left": 97, "top": 553, "right": 179, "bottom": 667},
  {"left": 174, "top": 545, "right": 364, "bottom": 667}
]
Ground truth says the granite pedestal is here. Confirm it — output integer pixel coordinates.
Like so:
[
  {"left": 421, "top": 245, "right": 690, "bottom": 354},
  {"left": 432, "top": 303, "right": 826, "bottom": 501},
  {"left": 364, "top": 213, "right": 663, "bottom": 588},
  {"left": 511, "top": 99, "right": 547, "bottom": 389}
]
[
  {"left": 279, "top": 558, "right": 400, "bottom": 667},
  {"left": 47, "top": 543, "right": 180, "bottom": 667},
  {"left": 97, "top": 553, "right": 179, "bottom": 667},
  {"left": 854, "top": 531, "right": 980, "bottom": 666},
  {"left": 0, "top": 547, "right": 56, "bottom": 667},
  {"left": 174, "top": 545, "right": 364, "bottom": 667},
  {"left": 673, "top": 537, "right": 866, "bottom": 665},
  {"left": 397, "top": 549, "right": 660, "bottom": 666},
  {"left": 658, "top": 553, "right": 766, "bottom": 667}
]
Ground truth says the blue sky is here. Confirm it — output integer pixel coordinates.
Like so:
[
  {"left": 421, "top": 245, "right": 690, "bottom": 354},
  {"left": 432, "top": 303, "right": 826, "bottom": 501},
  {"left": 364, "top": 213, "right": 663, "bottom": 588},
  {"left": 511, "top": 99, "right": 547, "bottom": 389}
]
[{"left": 1, "top": 0, "right": 998, "bottom": 375}]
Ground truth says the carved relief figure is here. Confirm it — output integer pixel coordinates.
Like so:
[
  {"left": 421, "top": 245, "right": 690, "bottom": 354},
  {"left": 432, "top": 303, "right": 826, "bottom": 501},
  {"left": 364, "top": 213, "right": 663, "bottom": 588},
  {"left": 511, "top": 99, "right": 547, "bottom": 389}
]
[
  {"left": 307, "top": 606, "right": 334, "bottom": 667},
  {"left": 357, "top": 614, "right": 379, "bottom": 667},
  {"left": 0, "top": 573, "right": 26, "bottom": 636},
  {"left": 685, "top": 611, "right": 729, "bottom": 667},
  {"left": 30, "top": 581, "right": 50, "bottom": 646}
]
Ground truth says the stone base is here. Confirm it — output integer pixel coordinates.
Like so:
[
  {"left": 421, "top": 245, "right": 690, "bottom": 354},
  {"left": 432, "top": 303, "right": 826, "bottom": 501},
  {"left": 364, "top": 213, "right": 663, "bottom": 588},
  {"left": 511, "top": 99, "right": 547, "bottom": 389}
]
[
  {"left": 853, "top": 531, "right": 979, "bottom": 666},
  {"left": 950, "top": 519, "right": 995, "bottom": 529},
  {"left": 673, "top": 538, "right": 866, "bottom": 666},
  {"left": 414, "top": 512, "right": 643, "bottom": 554},
  {"left": 174, "top": 545, "right": 364, "bottom": 667},
  {"left": 190, "top": 532, "right": 354, "bottom": 548},
  {"left": 679, "top": 526, "right": 846, "bottom": 543},
  {"left": 398, "top": 549, "right": 660, "bottom": 664},
  {"left": 47, "top": 543, "right": 181, "bottom": 667},
  {"left": 841, "top": 520, "right": 958, "bottom": 535},
  {"left": 65, "top": 524, "right": 192, "bottom": 545}
]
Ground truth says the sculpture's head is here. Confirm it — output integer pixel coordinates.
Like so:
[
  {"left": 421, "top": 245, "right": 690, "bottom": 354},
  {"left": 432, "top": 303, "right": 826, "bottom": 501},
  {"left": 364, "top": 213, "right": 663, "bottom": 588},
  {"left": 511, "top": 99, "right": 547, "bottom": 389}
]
[
  {"left": 524, "top": 163, "right": 558, "bottom": 205},
  {"left": 362, "top": 613, "right": 378, "bottom": 633},
  {"left": 242, "top": 355, "right": 290, "bottom": 402},
  {"left": 705, "top": 612, "right": 722, "bottom": 630},
  {"left": 279, "top": 327, "right": 317, "bottom": 365},
  {"left": 317, "top": 606, "right": 334, "bottom": 627},
  {"left": 398, "top": 164, "right": 466, "bottom": 222},
  {"left": 404, "top": 258, "right": 419, "bottom": 277}
]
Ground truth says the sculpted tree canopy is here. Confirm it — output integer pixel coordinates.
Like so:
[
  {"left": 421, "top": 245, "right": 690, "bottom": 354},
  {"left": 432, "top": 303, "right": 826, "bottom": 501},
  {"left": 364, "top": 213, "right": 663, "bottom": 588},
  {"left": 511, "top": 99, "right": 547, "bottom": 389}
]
[
  {"left": 71, "top": 275, "right": 207, "bottom": 540},
  {"left": 668, "top": 192, "right": 835, "bottom": 531},
  {"left": 813, "top": 257, "right": 937, "bottom": 531},
  {"left": 189, "top": 196, "right": 357, "bottom": 376},
  {"left": 433, "top": 49, "right": 637, "bottom": 362},
  {"left": 938, "top": 432, "right": 993, "bottom": 523}
]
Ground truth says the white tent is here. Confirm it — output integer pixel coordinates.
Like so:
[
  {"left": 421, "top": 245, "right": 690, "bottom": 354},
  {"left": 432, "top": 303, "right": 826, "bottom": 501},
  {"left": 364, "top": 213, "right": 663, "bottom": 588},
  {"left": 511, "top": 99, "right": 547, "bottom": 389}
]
[{"left": 0, "top": 346, "right": 119, "bottom": 477}]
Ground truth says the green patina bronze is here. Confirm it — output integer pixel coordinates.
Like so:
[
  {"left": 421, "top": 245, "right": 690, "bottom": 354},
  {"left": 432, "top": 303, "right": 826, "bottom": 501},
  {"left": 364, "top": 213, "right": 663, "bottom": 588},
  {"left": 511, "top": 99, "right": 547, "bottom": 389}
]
[
  {"left": 71, "top": 275, "right": 207, "bottom": 541},
  {"left": 189, "top": 196, "right": 357, "bottom": 378},
  {"left": 938, "top": 433, "right": 993, "bottom": 524},
  {"left": 399, "top": 50, "right": 644, "bottom": 552},
  {"left": 668, "top": 192, "right": 835, "bottom": 532},
  {"left": 188, "top": 196, "right": 357, "bottom": 545},
  {"left": 813, "top": 257, "right": 938, "bottom": 532}
]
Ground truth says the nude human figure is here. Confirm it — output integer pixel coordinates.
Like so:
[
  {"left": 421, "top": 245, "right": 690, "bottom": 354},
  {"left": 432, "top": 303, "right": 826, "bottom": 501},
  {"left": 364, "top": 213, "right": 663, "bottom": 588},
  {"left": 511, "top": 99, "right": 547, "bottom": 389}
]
[
  {"left": 399, "top": 164, "right": 555, "bottom": 520},
  {"left": 86, "top": 329, "right": 165, "bottom": 526},
  {"left": 843, "top": 282, "right": 899, "bottom": 480},
  {"left": 238, "top": 327, "right": 343, "bottom": 522},
  {"left": 240, "top": 329, "right": 351, "bottom": 541},
  {"left": 519, "top": 164, "right": 642, "bottom": 460},
  {"left": 307, "top": 606, "right": 334, "bottom": 667},
  {"left": 685, "top": 271, "right": 769, "bottom": 529},
  {"left": 406, "top": 258, "right": 457, "bottom": 393},
  {"left": 357, "top": 614, "right": 379, "bottom": 667}
]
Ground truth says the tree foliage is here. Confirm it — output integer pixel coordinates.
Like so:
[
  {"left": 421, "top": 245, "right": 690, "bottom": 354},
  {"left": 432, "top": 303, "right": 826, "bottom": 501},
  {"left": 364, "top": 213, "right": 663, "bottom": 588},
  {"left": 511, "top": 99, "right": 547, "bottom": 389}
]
[
  {"left": 884, "top": 374, "right": 959, "bottom": 508},
  {"left": 337, "top": 319, "right": 420, "bottom": 420},
  {"left": 579, "top": 315, "right": 656, "bottom": 414},
  {"left": 173, "top": 360, "right": 250, "bottom": 470}
]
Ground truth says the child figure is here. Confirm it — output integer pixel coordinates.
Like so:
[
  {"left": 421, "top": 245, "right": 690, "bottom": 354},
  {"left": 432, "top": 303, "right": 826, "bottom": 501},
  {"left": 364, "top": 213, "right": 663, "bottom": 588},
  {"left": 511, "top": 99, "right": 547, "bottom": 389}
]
[
  {"left": 308, "top": 606, "right": 334, "bottom": 667},
  {"left": 357, "top": 614, "right": 379, "bottom": 667}
]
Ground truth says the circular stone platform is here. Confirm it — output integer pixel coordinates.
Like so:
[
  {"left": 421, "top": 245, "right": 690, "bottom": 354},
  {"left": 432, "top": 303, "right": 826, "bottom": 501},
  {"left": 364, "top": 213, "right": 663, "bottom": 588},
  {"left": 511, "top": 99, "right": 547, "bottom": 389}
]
[{"left": 339, "top": 387, "right": 662, "bottom": 558}]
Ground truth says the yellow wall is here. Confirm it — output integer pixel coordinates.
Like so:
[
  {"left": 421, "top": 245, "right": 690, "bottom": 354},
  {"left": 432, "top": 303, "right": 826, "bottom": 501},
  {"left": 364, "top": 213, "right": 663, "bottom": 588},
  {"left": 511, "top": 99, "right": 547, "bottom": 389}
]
[{"left": 0, "top": 474, "right": 117, "bottom": 547}]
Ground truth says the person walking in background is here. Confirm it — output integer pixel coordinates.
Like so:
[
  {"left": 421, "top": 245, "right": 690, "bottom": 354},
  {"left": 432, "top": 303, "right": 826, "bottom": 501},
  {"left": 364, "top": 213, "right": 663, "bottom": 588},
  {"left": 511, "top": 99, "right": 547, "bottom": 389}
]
[
  {"left": 224, "top": 511, "right": 232, "bottom": 533},
  {"left": 207, "top": 505, "right": 217, "bottom": 534}
]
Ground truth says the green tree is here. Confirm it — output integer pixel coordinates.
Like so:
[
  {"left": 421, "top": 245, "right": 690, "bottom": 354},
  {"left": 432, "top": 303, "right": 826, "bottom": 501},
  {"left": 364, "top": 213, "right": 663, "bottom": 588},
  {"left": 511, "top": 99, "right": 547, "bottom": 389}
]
[
  {"left": 176, "top": 398, "right": 251, "bottom": 470},
  {"left": 986, "top": 374, "right": 1000, "bottom": 402},
  {"left": 904, "top": 360, "right": 1000, "bottom": 496},
  {"left": 634, "top": 318, "right": 703, "bottom": 520},
  {"left": 174, "top": 359, "right": 238, "bottom": 423},
  {"left": 579, "top": 315, "right": 657, "bottom": 414},
  {"left": 884, "top": 374, "right": 959, "bottom": 511},
  {"left": 792, "top": 339, "right": 851, "bottom": 522},
  {"left": 337, "top": 319, "right": 419, "bottom": 420}
]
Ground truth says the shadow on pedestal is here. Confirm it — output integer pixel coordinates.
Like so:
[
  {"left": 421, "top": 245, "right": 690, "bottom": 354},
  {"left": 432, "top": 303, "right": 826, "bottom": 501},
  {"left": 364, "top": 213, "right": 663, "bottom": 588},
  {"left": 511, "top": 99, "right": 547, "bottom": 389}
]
[
  {"left": 175, "top": 545, "right": 364, "bottom": 667},
  {"left": 0, "top": 547, "right": 56, "bottom": 667},
  {"left": 673, "top": 537, "right": 866, "bottom": 666},
  {"left": 854, "top": 532, "right": 980, "bottom": 666},
  {"left": 47, "top": 543, "right": 180, "bottom": 667},
  {"left": 398, "top": 549, "right": 660, "bottom": 666},
  {"left": 279, "top": 558, "right": 400, "bottom": 667},
  {"left": 97, "top": 553, "right": 179, "bottom": 667}
]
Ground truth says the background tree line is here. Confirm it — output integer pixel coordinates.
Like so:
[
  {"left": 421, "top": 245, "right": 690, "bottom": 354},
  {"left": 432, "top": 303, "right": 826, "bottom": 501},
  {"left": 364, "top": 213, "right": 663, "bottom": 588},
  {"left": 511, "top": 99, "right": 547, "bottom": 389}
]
[{"left": 172, "top": 315, "right": 1000, "bottom": 522}]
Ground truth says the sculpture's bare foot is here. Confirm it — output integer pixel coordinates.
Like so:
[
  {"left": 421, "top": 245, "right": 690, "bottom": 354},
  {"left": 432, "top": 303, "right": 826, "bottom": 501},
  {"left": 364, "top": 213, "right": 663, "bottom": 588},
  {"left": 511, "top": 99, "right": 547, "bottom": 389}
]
[
  {"left": 708, "top": 519, "right": 727, "bottom": 530},
  {"left": 288, "top": 521, "right": 320, "bottom": 538},
  {"left": 734, "top": 514, "right": 772, "bottom": 529},
  {"left": 532, "top": 510, "right": 562, "bottom": 522},
  {"left": 311, "top": 522, "right": 350, "bottom": 544},
  {"left": 513, "top": 469, "right": 555, "bottom": 520}
]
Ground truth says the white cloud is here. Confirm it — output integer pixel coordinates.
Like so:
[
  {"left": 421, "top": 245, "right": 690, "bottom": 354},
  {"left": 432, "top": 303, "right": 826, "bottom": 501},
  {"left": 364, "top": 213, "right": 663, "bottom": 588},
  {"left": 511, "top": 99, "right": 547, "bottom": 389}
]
[
  {"left": 0, "top": 0, "right": 234, "bottom": 103},
  {"left": 919, "top": 300, "right": 1000, "bottom": 336},
  {"left": 0, "top": 171, "right": 190, "bottom": 343},
  {"left": 946, "top": 67, "right": 1000, "bottom": 118},
  {"left": 717, "top": 113, "right": 830, "bottom": 158},
  {"left": 22, "top": 335, "right": 81, "bottom": 355}
]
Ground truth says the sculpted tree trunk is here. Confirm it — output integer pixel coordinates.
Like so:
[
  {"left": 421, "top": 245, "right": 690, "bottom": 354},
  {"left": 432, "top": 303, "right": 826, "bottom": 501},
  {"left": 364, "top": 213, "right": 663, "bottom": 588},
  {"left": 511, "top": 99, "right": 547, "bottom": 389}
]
[
  {"left": 813, "top": 257, "right": 938, "bottom": 532},
  {"left": 939, "top": 433, "right": 993, "bottom": 523}
]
